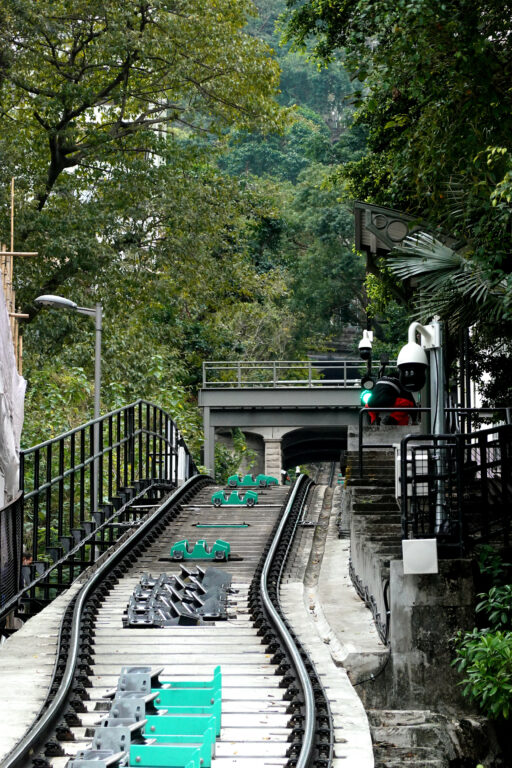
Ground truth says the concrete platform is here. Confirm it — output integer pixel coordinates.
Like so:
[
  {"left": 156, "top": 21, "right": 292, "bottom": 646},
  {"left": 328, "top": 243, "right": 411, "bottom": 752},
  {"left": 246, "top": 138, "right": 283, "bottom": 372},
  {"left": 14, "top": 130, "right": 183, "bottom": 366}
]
[
  {"left": 315, "top": 487, "right": 389, "bottom": 679},
  {"left": 0, "top": 582, "right": 82, "bottom": 762}
]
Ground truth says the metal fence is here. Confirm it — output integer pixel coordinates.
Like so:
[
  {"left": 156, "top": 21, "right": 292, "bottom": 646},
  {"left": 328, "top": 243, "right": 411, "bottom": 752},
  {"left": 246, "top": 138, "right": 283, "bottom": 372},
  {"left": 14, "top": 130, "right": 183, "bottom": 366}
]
[
  {"left": 203, "top": 359, "right": 391, "bottom": 388},
  {"left": 358, "top": 406, "right": 512, "bottom": 477},
  {"left": 0, "top": 400, "right": 197, "bottom": 625},
  {"left": 400, "top": 424, "right": 512, "bottom": 555},
  {"left": 0, "top": 493, "right": 23, "bottom": 609}
]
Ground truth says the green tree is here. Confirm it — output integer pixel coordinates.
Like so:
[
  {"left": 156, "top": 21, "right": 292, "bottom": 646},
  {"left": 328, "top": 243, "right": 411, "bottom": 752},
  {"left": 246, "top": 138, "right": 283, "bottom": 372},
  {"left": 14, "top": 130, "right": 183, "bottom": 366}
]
[
  {"left": 0, "top": 0, "right": 285, "bottom": 309},
  {"left": 284, "top": 0, "right": 512, "bottom": 376}
]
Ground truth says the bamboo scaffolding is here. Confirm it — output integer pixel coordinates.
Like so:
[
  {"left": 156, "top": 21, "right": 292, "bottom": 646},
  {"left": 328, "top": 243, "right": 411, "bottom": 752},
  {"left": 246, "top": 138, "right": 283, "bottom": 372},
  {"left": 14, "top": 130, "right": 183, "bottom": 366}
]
[{"left": 1, "top": 180, "right": 37, "bottom": 374}]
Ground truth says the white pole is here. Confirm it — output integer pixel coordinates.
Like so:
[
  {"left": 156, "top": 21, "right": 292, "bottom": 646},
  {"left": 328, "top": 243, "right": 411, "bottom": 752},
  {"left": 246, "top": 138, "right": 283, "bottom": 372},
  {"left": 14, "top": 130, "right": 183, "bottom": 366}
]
[{"left": 93, "top": 303, "right": 102, "bottom": 508}]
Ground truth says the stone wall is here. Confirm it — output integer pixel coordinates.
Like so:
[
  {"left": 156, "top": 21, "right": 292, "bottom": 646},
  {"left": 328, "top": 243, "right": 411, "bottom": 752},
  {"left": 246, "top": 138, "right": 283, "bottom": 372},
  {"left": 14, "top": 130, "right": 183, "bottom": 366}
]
[
  {"left": 389, "top": 558, "right": 476, "bottom": 712},
  {"left": 264, "top": 437, "right": 282, "bottom": 479},
  {"left": 345, "top": 448, "right": 478, "bottom": 714}
]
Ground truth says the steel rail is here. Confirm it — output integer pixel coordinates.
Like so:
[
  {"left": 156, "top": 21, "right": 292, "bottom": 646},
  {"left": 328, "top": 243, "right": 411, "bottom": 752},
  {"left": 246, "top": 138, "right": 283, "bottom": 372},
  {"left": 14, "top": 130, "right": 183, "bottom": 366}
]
[
  {"left": 2, "top": 474, "right": 207, "bottom": 768},
  {"left": 275, "top": 476, "right": 334, "bottom": 767},
  {"left": 260, "top": 474, "right": 317, "bottom": 768}
]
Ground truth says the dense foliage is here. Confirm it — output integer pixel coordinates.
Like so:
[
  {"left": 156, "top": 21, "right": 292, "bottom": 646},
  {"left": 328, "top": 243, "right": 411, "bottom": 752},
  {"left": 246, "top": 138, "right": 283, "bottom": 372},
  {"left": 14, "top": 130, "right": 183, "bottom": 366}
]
[
  {"left": 0, "top": 0, "right": 368, "bottom": 462},
  {"left": 284, "top": 0, "right": 512, "bottom": 383},
  {"left": 453, "top": 548, "right": 512, "bottom": 719}
]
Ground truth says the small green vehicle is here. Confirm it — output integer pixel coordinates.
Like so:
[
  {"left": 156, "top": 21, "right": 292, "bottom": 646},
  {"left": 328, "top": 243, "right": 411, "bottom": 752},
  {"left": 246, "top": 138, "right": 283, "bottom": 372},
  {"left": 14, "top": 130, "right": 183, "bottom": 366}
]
[
  {"left": 171, "top": 538, "right": 230, "bottom": 561},
  {"left": 211, "top": 489, "right": 258, "bottom": 507},
  {"left": 227, "top": 473, "right": 278, "bottom": 488}
]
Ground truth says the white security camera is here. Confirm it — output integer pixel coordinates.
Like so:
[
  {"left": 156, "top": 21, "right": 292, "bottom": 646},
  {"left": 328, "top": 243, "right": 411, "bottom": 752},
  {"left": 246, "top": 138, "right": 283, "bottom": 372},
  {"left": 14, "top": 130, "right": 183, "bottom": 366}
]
[
  {"left": 358, "top": 330, "right": 373, "bottom": 361},
  {"left": 397, "top": 342, "right": 428, "bottom": 392}
]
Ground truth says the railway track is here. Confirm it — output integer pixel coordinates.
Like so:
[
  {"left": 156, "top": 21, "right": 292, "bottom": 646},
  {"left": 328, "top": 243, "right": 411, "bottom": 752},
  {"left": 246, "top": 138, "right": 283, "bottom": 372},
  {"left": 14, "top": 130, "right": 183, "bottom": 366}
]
[{"left": 5, "top": 473, "right": 335, "bottom": 768}]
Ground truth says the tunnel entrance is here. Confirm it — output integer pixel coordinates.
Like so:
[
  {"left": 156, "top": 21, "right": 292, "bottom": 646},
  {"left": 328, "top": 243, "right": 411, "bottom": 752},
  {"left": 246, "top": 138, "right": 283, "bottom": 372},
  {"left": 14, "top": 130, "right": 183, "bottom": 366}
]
[{"left": 282, "top": 427, "right": 347, "bottom": 468}]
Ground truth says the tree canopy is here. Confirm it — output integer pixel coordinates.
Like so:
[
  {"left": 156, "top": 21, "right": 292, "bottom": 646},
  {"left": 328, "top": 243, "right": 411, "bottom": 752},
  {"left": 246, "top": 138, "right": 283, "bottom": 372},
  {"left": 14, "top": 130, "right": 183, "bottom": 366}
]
[{"left": 284, "top": 0, "right": 512, "bottom": 402}]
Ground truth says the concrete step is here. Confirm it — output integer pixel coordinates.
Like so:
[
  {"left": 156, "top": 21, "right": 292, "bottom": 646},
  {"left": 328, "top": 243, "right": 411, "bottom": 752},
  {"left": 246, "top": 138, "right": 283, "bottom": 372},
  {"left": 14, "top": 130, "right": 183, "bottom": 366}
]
[
  {"left": 371, "top": 546, "right": 403, "bottom": 557},
  {"left": 373, "top": 745, "right": 447, "bottom": 764},
  {"left": 363, "top": 528, "right": 402, "bottom": 539},
  {"left": 372, "top": 724, "right": 449, "bottom": 750},
  {"left": 349, "top": 463, "right": 396, "bottom": 471},
  {"left": 349, "top": 463, "right": 395, "bottom": 469},
  {"left": 347, "top": 479, "right": 395, "bottom": 487},
  {"left": 374, "top": 758, "right": 445, "bottom": 768},
  {"left": 353, "top": 502, "right": 399, "bottom": 512},
  {"left": 347, "top": 451, "right": 394, "bottom": 459},
  {"left": 368, "top": 710, "right": 445, "bottom": 727},
  {"left": 353, "top": 514, "right": 401, "bottom": 525}
]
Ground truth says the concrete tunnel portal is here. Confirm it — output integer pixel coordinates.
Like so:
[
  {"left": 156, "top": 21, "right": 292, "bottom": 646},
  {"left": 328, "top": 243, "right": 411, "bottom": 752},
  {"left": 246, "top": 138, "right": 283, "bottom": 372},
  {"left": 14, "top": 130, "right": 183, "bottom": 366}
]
[
  {"left": 281, "top": 427, "right": 347, "bottom": 468},
  {"left": 214, "top": 426, "right": 348, "bottom": 478}
]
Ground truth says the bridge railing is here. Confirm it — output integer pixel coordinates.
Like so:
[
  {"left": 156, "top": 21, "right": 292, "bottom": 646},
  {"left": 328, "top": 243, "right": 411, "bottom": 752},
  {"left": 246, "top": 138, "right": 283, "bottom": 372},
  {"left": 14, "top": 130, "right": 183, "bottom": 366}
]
[{"left": 203, "top": 359, "right": 388, "bottom": 388}]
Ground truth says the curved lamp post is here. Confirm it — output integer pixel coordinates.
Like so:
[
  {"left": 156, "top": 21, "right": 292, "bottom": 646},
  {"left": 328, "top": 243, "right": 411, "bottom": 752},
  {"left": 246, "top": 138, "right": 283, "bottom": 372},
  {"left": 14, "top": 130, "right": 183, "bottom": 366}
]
[{"left": 35, "top": 295, "right": 103, "bottom": 506}]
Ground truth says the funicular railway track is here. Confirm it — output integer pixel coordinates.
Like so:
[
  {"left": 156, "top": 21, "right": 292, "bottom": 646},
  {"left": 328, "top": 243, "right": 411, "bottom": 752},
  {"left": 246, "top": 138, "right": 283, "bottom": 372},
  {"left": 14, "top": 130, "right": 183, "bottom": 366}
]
[{"left": 5, "top": 473, "right": 334, "bottom": 768}]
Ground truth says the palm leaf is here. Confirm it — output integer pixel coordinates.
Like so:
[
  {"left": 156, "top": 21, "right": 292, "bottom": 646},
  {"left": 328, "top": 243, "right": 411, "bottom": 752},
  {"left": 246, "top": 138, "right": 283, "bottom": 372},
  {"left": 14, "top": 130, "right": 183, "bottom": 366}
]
[{"left": 387, "top": 232, "right": 506, "bottom": 326}]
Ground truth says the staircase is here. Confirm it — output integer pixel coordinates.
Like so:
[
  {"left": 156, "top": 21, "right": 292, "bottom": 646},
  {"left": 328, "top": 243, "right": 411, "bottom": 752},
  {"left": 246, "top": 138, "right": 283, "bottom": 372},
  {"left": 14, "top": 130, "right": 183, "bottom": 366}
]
[
  {"left": 369, "top": 710, "right": 459, "bottom": 768},
  {"left": 345, "top": 449, "right": 400, "bottom": 643}
]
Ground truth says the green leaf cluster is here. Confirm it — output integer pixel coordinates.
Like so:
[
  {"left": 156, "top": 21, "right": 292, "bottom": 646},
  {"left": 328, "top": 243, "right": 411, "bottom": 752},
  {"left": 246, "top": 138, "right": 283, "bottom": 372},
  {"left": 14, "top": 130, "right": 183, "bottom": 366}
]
[{"left": 452, "top": 550, "right": 512, "bottom": 720}]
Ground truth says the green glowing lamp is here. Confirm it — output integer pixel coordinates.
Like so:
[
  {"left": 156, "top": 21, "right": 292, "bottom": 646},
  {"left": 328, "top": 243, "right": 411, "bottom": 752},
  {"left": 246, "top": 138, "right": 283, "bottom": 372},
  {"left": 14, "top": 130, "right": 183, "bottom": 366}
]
[{"left": 360, "top": 389, "right": 373, "bottom": 406}]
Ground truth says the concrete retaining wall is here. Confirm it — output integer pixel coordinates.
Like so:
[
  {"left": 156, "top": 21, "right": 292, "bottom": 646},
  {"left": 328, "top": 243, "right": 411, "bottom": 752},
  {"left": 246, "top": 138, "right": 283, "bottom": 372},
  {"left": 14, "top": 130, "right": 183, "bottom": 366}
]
[{"left": 389, "top": 558, "right": 476, "bottom": 712}]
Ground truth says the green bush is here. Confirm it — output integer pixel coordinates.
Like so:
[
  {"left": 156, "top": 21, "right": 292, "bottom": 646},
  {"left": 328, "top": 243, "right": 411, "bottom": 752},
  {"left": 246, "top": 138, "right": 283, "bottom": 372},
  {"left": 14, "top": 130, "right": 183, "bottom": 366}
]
[
  {"left": 214, "top": 429, "right": 257, "bottom": 485},
  {"left": 453, "top": 627, "right": 512, "bottom": 718},
  {"left": 452, "top": 548, "right": 512, "bottom": 719}
]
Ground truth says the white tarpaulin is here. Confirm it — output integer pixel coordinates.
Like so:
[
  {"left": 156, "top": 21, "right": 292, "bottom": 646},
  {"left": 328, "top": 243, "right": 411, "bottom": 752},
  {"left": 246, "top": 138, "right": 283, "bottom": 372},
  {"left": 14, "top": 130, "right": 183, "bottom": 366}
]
[{"left": 0, "top": 283, "right": 26, "bottom": 505}]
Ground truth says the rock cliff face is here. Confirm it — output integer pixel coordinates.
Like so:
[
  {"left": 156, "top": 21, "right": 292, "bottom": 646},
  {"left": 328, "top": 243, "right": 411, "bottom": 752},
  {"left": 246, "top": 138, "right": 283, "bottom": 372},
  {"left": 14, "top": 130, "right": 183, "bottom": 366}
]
[{"left": 344, "top": 448, "right": 504, "bottom": 768}]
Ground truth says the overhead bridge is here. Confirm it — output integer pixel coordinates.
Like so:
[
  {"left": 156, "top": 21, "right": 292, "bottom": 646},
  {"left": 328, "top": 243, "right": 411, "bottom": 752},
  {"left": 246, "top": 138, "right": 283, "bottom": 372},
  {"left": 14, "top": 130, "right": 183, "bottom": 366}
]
[{"left": 199, "top": 360, "right": 376, "bottom": 477}]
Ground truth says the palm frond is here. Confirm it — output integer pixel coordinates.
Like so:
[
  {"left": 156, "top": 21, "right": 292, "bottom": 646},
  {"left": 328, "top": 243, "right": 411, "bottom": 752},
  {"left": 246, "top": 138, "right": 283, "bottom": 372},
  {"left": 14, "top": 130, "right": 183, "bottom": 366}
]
[{"left": 387, "top": 232, "right": 506, "bottom": 326}]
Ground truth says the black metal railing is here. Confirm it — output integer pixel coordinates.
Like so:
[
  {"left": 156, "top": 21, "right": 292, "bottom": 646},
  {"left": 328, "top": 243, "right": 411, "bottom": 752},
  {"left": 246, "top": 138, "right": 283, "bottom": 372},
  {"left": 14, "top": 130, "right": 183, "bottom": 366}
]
[
  {"left": 358, "top": 406, "right": 512, "bottom": 477},
  {"left": 400, "top": 424, "right": 512, "bottom": 556},
  {"left": 0, "top": 492, "right": 23, "bottom": 610},
  {"left": 0, "top": 400, "right": 198, "bottom": 624},
  {"left": 358, "top": 406, "right": 430, "bottom": 476}
]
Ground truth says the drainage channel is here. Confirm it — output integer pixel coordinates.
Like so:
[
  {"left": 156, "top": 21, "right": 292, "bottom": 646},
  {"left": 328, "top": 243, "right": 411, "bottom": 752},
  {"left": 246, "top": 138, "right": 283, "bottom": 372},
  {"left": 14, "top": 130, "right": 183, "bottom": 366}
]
[{"left": 4, "top": 474, "right": 334, "bottom": 768}]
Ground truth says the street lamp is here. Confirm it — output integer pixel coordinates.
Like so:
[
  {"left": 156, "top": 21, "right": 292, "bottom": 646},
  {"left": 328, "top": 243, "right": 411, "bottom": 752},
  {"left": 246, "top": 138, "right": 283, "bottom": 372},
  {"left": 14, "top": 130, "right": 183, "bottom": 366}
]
[
  {"left": 35, "top": 295, "right": 102, "bottom": 420},
  {"left": 35, "top": 294, "right": 103, "bottom": 505}
]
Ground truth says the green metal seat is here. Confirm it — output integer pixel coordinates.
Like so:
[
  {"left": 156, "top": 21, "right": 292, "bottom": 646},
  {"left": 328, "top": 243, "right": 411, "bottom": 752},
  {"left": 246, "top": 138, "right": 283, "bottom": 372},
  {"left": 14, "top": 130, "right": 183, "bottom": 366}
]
[
  {"left": 152, "top": 689, "right": 221, "bottom": 737},
  {"left": 144, "top": 713, "right": 216, "bottom": 756},
  {"left": 129, "top": 743, "right": 200, "bottom": 767},
  {"left": 170, "top": 539, "right": 230, "bottom": 561},
  {"left": 143, "top": 736, "right": 212, "bottom": 767},
  {"left": 159, "top": 666, "right": 221, "bottom": 694}
]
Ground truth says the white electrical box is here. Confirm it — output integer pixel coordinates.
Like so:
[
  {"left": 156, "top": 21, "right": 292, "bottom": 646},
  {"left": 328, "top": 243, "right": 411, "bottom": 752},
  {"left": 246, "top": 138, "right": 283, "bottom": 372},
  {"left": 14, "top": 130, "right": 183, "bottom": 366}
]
[{"left": 402, "top": 538, "right": 439, "bottom": 574}]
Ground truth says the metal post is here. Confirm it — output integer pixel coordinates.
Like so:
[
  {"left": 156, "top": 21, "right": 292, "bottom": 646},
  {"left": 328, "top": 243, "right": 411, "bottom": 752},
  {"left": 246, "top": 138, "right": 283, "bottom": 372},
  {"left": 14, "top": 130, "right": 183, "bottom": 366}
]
[
  {"left": 427, "top": 319, "right": 446, "bottom": 531},
  {"left": 93, "top": 303, "right": 102, "bottom": 509},
  {"left": 203, "top": 406, "right": 215, "bottom": 477}
]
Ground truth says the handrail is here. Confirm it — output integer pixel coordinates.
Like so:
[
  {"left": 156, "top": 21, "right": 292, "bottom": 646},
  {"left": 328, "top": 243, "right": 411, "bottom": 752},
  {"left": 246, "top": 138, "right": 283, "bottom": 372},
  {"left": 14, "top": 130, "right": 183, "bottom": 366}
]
[
  {"left": 203, "top": 359, "right": 395, "bottom": 389},
  {"left": 21, "top": 399, "right": 147, "bottom": 454},
  {"left": 357, "top": 406, "right": 512, "bottom": 477},
  {"left": 0, "top": 493, "right": 23, "bottom": 609},
  {"left": 399, "top": 424, "right": 512, "bottom": 554},
  {"left": 4, "top": 400, "right": 198, "bottom": 626}
]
